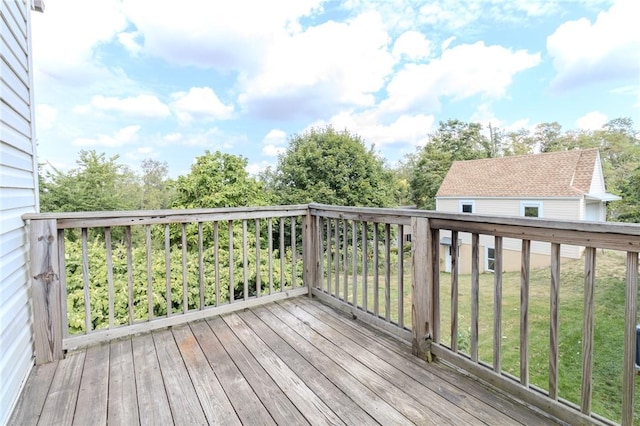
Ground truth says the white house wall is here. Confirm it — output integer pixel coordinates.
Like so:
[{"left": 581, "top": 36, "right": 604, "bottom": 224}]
[{"left": 0, "top": 0, "right": 38, "bottom": 424}]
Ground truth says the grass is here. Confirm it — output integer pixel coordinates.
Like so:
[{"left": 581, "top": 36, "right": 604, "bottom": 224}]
[{"left": 320, "top": 249, "right": 639, "bottom": 424}]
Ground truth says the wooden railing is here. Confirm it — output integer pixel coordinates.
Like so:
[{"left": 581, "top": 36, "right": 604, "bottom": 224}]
[
  {"left": 25, "top": 203, "right": 639, "bottom": 425},
  {"left": 25, "top": 205, "right": 310, "bottom": 361},
  {"left": 305, "top": 204, "right": 639, "bottom": 426}
]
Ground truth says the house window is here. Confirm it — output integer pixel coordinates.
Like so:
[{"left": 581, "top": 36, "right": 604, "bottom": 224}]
[
  {"left": 459, "top": 200, "right": 474, "bottom": 213},
  {"left": 521, "top": 201, "right": 543, "bottom": 218},
  {"left": 486, "top": 247, "right": 495, "bottom": 272}
]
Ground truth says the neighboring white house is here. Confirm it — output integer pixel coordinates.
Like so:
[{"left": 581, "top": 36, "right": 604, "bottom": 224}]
[
  {"left": 435, "top": 149, "right": 620, "bottom": 273},
  {"left": 1, "top": 1, "right": 43, "bottom": 424}
]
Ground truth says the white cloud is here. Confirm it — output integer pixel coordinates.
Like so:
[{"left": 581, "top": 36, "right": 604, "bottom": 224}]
[
  {"left": 392, "top": 31, "right": 431, "bottom": 61},
  {"left": 164, "top": 133, "right": 183, "bottom": 143},
  {"left": 261, "top": 129, "right": 288, "bottom": 157},
  {"left": 170, "top": 87, "right": 234, "bottom": 124},
  {"left": 246, "top": 161, "right": 274, "bottom": 176},
  {"left": 238, "top": 11, "right": 394, "bottom": 119},
  {"left": 381, "top": 42, "right": 540, "bottom": 114},
  {"left": 76, "top": 94, "right": 171, "bottom": 118},
  {"left": 122, "top": 0, "right": 323, "bottom": 69},
  {"left": 36, "top": 104, "right": 57, "bottom": 130},
  {"left": 315, "top": 110, "right": 434, "bottom": 148},
  {"left": 547, "top": 0, "right": 640, "bottom": 91},
  {"left": 576, "top": 111, "right": 608, "bottom": 130},
  {"left": 73, "top": 125, "right": 141, "bottom": 147},
  {"left": 32, "top": 0, "right": 128, "bottom": 87},
  {"left": 117, "top": 31, "right": 143, "bottom": 55}
]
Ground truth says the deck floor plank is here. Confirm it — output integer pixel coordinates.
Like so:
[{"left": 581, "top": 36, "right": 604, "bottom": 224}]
[
  {"left": 152, "top": 329, "right": 208, "bottom": 425},
  {"left": 72, "top": 344, "right": 109, "bottom": 426},
  {"left": 131, "top": 333, "right": 173, "bottom": 425},
  {"left": 8, "top": 361, "right": 57, "bottom": 426},
  {"left": 189, "top": 320, "right": 276, "bottom": 425},
  {"left": 11, "top": 296, "right": 563, "bottom": 426},
  {"left": 244, "top": 307, "right": 414, "bottom": 425},
  {"left": 208, "top": 316, "right": 310, "bottom": 425},
  {"left": 224, "top": 312, "right": 373, "bottom": 426},
  {"left": 265, "top": 302, "right": 453, "bottom": 425},
  {"left": 37, "top": 351, "right": 85, "bottom": 426},
  {"left": 107, "top": 339, "right": 139, "bottom": 426},
  {"left": 303, "top": 296, "right": 558, "bottom": 425},
  {"left": 172, "top": 324, "right": 241, "bottom": 425}
]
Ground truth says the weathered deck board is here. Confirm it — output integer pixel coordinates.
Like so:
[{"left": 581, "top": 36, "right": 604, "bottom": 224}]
[{"left": 10, "top": 296, "right": 562, "bottom": 426}]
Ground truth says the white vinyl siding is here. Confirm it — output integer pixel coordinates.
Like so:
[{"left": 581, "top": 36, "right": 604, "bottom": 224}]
[{"left": 0, "top": 0, "right": 38, "bottom": 424}]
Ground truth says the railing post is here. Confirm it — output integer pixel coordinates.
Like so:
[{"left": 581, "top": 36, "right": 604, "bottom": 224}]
[
  {"left": 29, "top": 219, "right": 64, "bottom": 364},
  {"left": 412, "top": 217, "right": 434, "bottom": 362},
  {"left": 303, "top": 211, "right": 318, "bottom": 297}
]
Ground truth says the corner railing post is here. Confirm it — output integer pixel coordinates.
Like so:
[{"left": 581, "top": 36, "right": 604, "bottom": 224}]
[
  {"left": 29, "top": 219, "right": 64, "bottom": 364},
  {"left": 303, "top": 209, "right": 318, "bottom": 297},
  {"left": 412, "top": 217, "right": 434, "bottom": 362}
]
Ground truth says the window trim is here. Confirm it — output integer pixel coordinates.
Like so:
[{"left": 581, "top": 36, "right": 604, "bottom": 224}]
[
  {"left": 485, "top": 246, "right": 495, "bottom": 272},
  {"left": 520, "top": 201, "right": 543, "bottom": 218},
  {"left": 459, "top": 200, "right": 475, "bottom": 214}
]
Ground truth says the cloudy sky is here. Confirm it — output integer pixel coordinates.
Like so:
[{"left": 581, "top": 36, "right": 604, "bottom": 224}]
[{"left": 32, "top": 0, "right": 639, "bottom": 177}]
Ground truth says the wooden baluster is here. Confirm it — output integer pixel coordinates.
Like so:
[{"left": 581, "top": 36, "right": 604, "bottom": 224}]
[
  {"left": 520, "top": 239, "right": 531, "bottom": 385},
  {"left": 398, "top": 224, "right": 404, "bottom": 328},
  {"left": 30, "top": 219, "right": 63, "bottom": 363},
  {"left": 126, "top": 226, "right": 134, "bottom": 323},
  {"left": 243, "top": 220, "right": 248, "bottom": 300},
  {"left": 385, "top": 224, "right": 391, "bottom": 322},
  {"left": 58, "top": 229, "right": 68, "bottom": 338},
  {"left": 165, "top": 224, "right": 171, "bottom": 316},
  {"left": 471, "top": 233, "right": 479, "bottom": 362},
  {"left": 549, "top": 243, "right": 560, "bottom": 399},
  {"left": 317, "top": 216, "right": 324, "bottom": 293},
  {"left": 411, "top": 217, "right": 430, "bottom": 361},
  {"left": 362, "top": 221, "right": 368, "bottom": 313},
  {"left": 81, "top": 228, "right": 91, "bottom": 332},
  {"left": 256, "top": 218, "right": 261, "bottom": 298},
  {"left": 280, "top": 218, "right": 285, "bottom": 292},
  {"left": 292, "top": 217, "right": 297, "bottom": 289},
  {"left": 622, "top": 252, "right": 638, "bottom": 426},
  {"left": 146, "top": 225, "right": 153, "bottom": 320},
  {"left": 581, "top": 247, "right": 596, "bottom": 414},
  {"left": 326, "top": 218, "right": 331, "bottom": 294},
  {"left": 451, "top": 231, "right": 459, "bottom": 352},
  {"left": 343, "top": 219, "right": 348, "bottom": 302},
  {"left": 229, "top": 220, "right": 234, "bottom": 303},
  {"left": 352, "top": 221, "right": 358, "bottom": 306},
  {"left": 181, "top": 223, "right": 188, "bottom": 313},
  {"left": 335, "top": 218, "right": 340, "bottom": 298},
  {"left": 373, "top": 223, "right": 379, "bottom": 317},
  {"left": 105, "top": 227, "right": 114, "bottom": 329},
  {"left": 493, "top": 236, "right": 504, "bottom": 373},
  {"left": 431, "top": 228, "right": 440, "bottom": 343},
  {"left": 268, "top": 218, "right": 273, "bottom": 295},
  {"left": 214, "top": 221, "right": 220, "bottom": 305},
  {"left": 198, "top": 222, "right": 205, "bottom": 309}
]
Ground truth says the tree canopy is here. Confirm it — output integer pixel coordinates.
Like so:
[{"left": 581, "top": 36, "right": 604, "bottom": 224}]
[
  {"left": 172, "top": 150, "right": 269, "bottom": 209},
  {"left": 271, "top": 126, "right": 397, "bottom": 207}
]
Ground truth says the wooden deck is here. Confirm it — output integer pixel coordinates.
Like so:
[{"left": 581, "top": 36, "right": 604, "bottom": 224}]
[{"left": 10, "top": 296, "right": 560, "bottom": 426}]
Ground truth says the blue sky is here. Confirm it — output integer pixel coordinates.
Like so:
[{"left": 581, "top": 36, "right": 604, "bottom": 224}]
[{"left": 32, "top": 0, "right": 639, "bottom": 178}]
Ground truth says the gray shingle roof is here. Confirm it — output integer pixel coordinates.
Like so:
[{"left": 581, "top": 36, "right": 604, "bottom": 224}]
[{"left": 436, "top": 149, "right": 599, "bottom": 198}]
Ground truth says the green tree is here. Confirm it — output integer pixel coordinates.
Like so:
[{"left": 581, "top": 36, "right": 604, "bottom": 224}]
[
  {"left": 272, "top": 126, "right": 397, "bottom": 207},
  {"left": 172, "top": 150, "right": 269, "bottom": 208},
  {"left": 39, "top": 150, "right": 138, "bottom": 212},
  {"left": 409, "top": 120, "right": 490, "bottom": 209},
  {"left": 139, "top": 159, "right": 175, "bottom": 210}
]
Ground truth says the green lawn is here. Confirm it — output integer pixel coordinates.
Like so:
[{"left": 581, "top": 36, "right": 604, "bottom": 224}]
[{"left": 321, "top": 250, "right": 639, "bottom": 423}]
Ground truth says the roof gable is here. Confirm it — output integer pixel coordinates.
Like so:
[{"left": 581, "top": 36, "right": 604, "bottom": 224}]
[{"left": 436, "top": 149, "right": 600, "bottom": 198}]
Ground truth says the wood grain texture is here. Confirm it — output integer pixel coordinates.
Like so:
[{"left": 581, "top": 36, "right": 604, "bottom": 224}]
[
  {"left": 411, "top": 217, "right": 430, "bottom": 360},
  {"left": 229, "top": 220, "right": 235, "bottom": 302},
  {"left": 268, "top": 218, "right": 274, "bottom": 294},
  {"left": 622, "top": 252, "right": 638, "bottom": 426},
  {"left": 493, "top": 236, "right": 503, "bottom": 372},
  {"left": 152, "top": 328, "right": 208, "bottom": 425},
  {"left": 38, "top": 351, "right": 85, "bottom": 426},
  {"left": 126, "top": 226, "right": 134, "bottom": 322},
  {"left": 81, "top": 228, "right": 91, "bottom": 333},
  {"left": 183, "top": 223, "right": 189, "bottom": 313},
  {"left": 280, "top": 218, "right": 285, "bottom": 293},
  {"left": 471, "top": 233, "right": 480, "bottom": 362},
  {"left": 397, "top": 224, "right": 404, "bottom": 328},
  {"left": 73, "top": 344, "right": 109, "bottom": 426},
  {"left": 343, "top": 219, "right": 348, "bottom": 301},
  {"left": 362, "top": 222, "right": 368, "bottom": 312},
  {"left": 520, "top": 239, "right": 531, "bottom": 386},
  {"left": 450, "top": 231, "right": 459, "bottom": 352},
  {"left": 581, "top": 247, "right": 596, "bottom": 415},
  {"left": 373, "top": 223, "right": 380, "bottom": 317},
  {"left": 132, "top": 334, "right": 173, "bottom": 425},
  {"left": 173, "top": 324, "right": 240, "bottom": 425},
  {"left": 352, "top": 220, "right": 358, "bottom": 307},
  {"left": 146, "top": 225, "right": 153, "bottom": 320},
  {"left": 243, "top": 219, "right": 249, "bottom": 300},
  {"left": 198, "top": 221, "right": 205, "bottom": 308},
  {"left": 164, "top": 224, "right": 172, "bottom": 317},
  {"left": 105, "top": 228, "right": 114, "bottom": 328},
  {"left": 30, "top": 219, "right": 64, "bottom": 363},
  {"left": 384, "top": 223, "right": 391, "bottom": 322},
  {"left": 431, "top": 228, "right": 440, "bottom": 343},
  {"left": 549, "top": 243, "right": 560, "bottom": 400},
  {"left": 108, "top": 339, "right": 139, "bottom": 426},
  {"left": 8, "top": 361, "right": 57, "bottom": 426},
  {"left": 57, "top": 229, "right": 69, "bottom": 338},
  {"left": 214, "top": 221, "right": 220, "bottom": 305},
  {"left": 292, "top": 217, "right": 298, "bottom": 289},
  {"left": 256, "top": 218, "right": 262, "bottom": 297}
]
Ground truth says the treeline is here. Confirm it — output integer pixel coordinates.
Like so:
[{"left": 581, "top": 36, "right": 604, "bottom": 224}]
[{"left": 41, "top": 119, "right": 640, "bottom": 222}]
